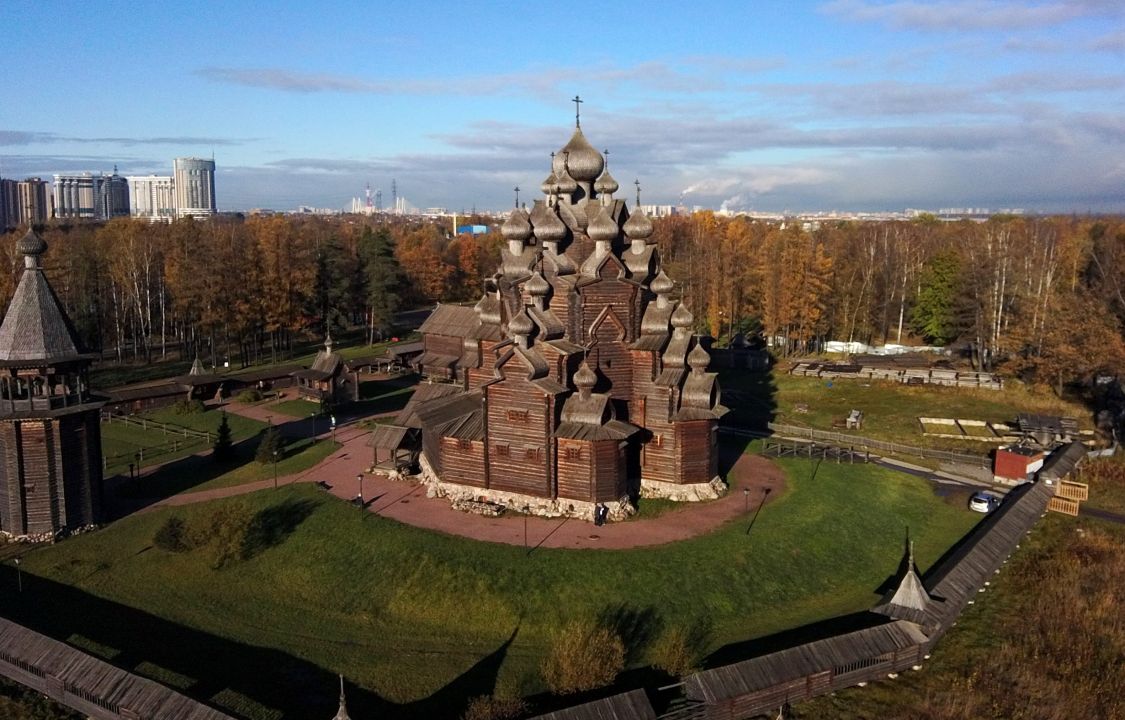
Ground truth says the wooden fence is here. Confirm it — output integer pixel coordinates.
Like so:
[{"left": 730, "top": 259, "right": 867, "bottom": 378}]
[
  {"left": 100, "top": 414, "right": 214, "bottom": 471},
  {"left": 722, "top": 423, "right": 988, "bottom": 467}
]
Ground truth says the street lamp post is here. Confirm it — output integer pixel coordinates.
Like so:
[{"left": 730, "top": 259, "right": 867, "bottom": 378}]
[
  {"left": 523, "top": 505, "right": 530, "bottom": 550},
  {"left": 744, "top": 488, "right": 750, "bottom": 513},
  {"left": 272, "top": 450, "right": 279, "bottom": 490},
  {"left": 357, "top": 473, "right": 364, "bottom": 508},
  {"left": 331, "top": 416, "right": 337, "bottom": 444},
  {"left": 310, "top": 413, "right": 317, "bottom": 442},
  {"left": 14, "top": 557, "right": 21, "bottom": 593}
]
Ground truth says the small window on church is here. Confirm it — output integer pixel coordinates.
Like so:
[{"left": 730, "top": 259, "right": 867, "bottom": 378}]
[
  {"left": 507, "top": 409, "right": 529, "bottom": 422},
  {"left": 651, "top": 434, "right": 664, "bottom": 449},
  {"left": 565, "top": 446, "right": 582, "bottom": 461},
  {"left": 24, "top": 484, "right": 35, "bottom": 494},
  {"left": 525, "top": 447, "right": 542, "bottom": 461},
  {"left": 458, "top": 439, "right": 472, "bottom": 451},
  {"left": 495, "top": 444, "right": 510, "bottom": 457}
]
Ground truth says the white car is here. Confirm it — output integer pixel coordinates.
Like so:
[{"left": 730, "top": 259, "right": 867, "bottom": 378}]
[{"left": 969, "top": 491, "right": 1001, "bottom": 513}]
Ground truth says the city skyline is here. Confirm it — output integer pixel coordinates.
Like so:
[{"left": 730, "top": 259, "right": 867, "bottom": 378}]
[{"left": 2, "top": 1, "right": 1124, "bottom": 213}]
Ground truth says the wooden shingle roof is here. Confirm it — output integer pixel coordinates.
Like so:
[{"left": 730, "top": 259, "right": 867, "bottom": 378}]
[
  {"left": 529, "top": 689, "right": 656, "bottom": 720},
  {"left": 419, "top": 304, "right": 480, "bottom": 338},
  {"left": 0, "top": 616, "right": 235, "bottom": 719},
  {"left": 684, "top": 620, "right": 928, "bottom": 703},
  {"left": 0, "top": 234, "right": 89, "bottom": 365}
]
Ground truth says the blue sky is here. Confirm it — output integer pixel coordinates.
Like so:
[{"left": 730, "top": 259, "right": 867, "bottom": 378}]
[{"left": 2, "top": 0, "right": 1124, "bottom": 213}]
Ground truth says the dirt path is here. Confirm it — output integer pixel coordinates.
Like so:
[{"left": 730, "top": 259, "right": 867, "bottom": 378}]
[{"left": 142, "top": 418, "right": 789, "bottom": 549}]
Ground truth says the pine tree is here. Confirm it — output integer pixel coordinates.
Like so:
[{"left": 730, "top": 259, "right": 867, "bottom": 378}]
[
  {"left": 358, "top": 227, "right": 403, "bottom": 343},
  {"left": 255, "top": 425, "right": 286, "bottom": 464},
  {"left": 213, "top": 411, "right": 234, "bottom": 462}
]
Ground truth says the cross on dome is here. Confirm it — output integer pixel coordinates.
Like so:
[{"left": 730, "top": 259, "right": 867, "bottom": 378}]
[{"left": 572, "top": 95, "right": 583, "bottom": 127}]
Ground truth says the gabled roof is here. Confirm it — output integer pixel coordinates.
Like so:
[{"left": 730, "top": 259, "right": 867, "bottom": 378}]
[
  {"left": 528, "top": 689, "right": 655, "bottom": 720},
  {"left": 873, "top": 542, "right": 932, "bottom": 625},
  {"left": 395, "top": 382, "right": 463, "bottom": 428},
  {"left": 419, "top": 304, "right": 480, "bottom": 338},
  {"left": 0, "top": 233, "right": 88, "bottom": 365}
]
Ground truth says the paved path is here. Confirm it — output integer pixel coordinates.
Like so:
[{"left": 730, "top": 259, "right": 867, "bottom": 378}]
[{"left": 142, "top": 404, "right": 788, "bottom": 549}]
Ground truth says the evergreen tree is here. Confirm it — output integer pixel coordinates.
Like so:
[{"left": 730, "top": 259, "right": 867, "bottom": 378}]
[
  {"left": 311, "top": 235, "right": 355, "bottom": 337},
  {"left": 213, "top": 411, "right": 234, "bottom": 462},
  {"left": 358, "top": 227, "right": 403, "bottom": 343},
  {"left": 255, "top": 425, "right": 286, "bottom": 464},
  {"left": 911, "top": 251, "right": 963, "bottom": 345}
]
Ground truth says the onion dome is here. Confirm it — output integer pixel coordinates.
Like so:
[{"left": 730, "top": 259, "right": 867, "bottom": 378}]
[
  {"left": 501, "top": 207, "right": 533, "bottom": 243},
  {"left": 671, "top": 303, "right": 694, "bottom": 329},
  {"left": 588, "top": 205, "right": 618, "bottom": 243},
  {"left": 574, "top": 361, "right": 597, "bottom": 392},
  {"left": 554, "top": 164, "right": 578, "bottom": 195},
  {"left": 526, "top": 271, "right": 550, "bottom": 297},
  {"left": 623, "top": 206, "right": 654, "bottom": 240},
  {"left": 594, "top": 168, "right": 619, "bottom": 196},
  {"left": 533, "top": 206, "right": 567, "bottom": 244},
  {"left": 650, "top": 270, "right": 674, "bottom": 295},
  {"left": 553, "top": 129, "right": 604, "bottom": 182},
  {"left": 17, "top": 227, "right": 47, "bottom": 257},
  {"left": 688, "top": 342, "right": 711, "bottom": 372},
  {"left": 541, "top": 171, "right": 559, "bottom": 195},
  {"left": 509, "top": 309, "right": 534, "bottom": 337}
]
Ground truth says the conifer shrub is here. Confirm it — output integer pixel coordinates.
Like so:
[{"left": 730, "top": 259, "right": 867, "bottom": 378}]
[
  {"left": 255, "top": 426, "right": 286, "bottom": 464},
  {"left": 153, "top": 516, "right": 193, "bottom": 553},
  {"left": 212, "top": 412, "right": 234, "bottom": 462}
]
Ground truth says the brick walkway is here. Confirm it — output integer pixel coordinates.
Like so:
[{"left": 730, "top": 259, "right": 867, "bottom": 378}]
[{"left": 141, "top": 398, "right": 786, "bottom": 550}]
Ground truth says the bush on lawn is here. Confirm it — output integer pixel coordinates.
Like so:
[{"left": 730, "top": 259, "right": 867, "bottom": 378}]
[
  {"left": 153, "top": 516, "right": 194, "bottom": 553},
  {"left": 461, "top": 695, "right": 528, "bottom": 720},
  {"left": 649, "top": 621, "right": 711, "bottom": 677},
  {"left": 237, "top": 388, "right": 263, "bottom": 404},
  {"left": 169, "top": 398, "right": 205, "bottom": 415},
  {"left": 541, "top": 618, "right": 625, "bottom": 694}
]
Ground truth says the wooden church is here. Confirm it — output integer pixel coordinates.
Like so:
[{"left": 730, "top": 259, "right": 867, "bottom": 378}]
[
  {"left": 0, "top": 228, "right": 104, "bottom": 538},
  {"left": 398, "top": 118, "right": 726, "bottom": 520}
]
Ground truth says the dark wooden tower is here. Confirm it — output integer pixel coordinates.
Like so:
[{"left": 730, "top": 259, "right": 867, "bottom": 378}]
[
  {"left": 0, "top": 227, "right": 104, "bottom": 538},
  {"left": 405, "top": 123, "right": 727, "bottom": 520}
]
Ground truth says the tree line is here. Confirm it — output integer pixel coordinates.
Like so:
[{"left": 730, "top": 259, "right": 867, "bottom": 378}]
[{"left": 2, "top": 212, "right": 1123, "bottom": 392}]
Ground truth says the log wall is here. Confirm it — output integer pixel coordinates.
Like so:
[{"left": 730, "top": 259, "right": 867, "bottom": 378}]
[
  {"left": 485, "top": 373, "right": 553, "bottom": 497},
  {"left": 439, "top": 437, "right": 487, "bottom": 489}
]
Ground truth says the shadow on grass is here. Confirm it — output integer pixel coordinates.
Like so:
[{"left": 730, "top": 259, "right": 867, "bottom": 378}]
[
  {"left": 241, "top": 498, "right": 319, "bottom": 561},
  {"left": 0, "top": 565, "right": 524, "bottom": 720}
]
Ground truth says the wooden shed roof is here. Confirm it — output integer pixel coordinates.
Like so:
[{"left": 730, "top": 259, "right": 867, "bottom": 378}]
[
  {"left": 367, "top": 424, "right": 417, "bottom": 450},
  {"left": 0, "top": 616, "right": 235, "bottom": 719},
  {"left": 395, "top": 382, "right": 463, "bottom": 428},
  {"left": 528, "top": 689, "right": 656, "bottom": 720},
  {"left": 685, "top": 620, "right": 927, "bottom": 703}
]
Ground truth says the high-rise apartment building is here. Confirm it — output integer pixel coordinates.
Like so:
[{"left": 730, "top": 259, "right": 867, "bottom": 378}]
[
  {"left": 53, "top": 172, "right": 129, "bottom": 220},
  {"left": 0, "top": 178, "right": 13, "bottom": 230},
  {"left": 127, "top": 175, "right": 176, "bottom": 222},
  {"left": 15, "top": 179, "right": 51, "bottom": 225},
  {"left": 173, "top": 157, "right": 216, "bottom": 218}
]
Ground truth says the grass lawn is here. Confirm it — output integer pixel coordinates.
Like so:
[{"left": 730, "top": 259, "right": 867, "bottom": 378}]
[
  {"left": 101, "top": 407, "right": 266, "bottom": 477},
  {"left": 720, "top": 369, "right": 1092, "bottom": 448},
  {"left": 114, "top": 437, "right": 342, "bottom": 499},
  {"left": 5, "top": 447, "right": 981, "bottom": 719}
]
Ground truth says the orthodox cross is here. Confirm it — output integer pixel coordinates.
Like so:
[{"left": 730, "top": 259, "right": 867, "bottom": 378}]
[
  {"left": 572, "top": 95, "right": 583, "bottom": 128},
  {"left": 513, "top": 186, "right": 520, "bottom": 208},
  {"left": 634, "top": 179, "right": 642, "bottom": 207}
]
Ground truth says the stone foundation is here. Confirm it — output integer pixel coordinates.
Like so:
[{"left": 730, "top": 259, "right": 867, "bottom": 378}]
[
  {"left": 418, "top": 455, "right": 635, "bottom": 522},
  {"left": 639, "top": 476, "right": 727, "bottom": 502}
]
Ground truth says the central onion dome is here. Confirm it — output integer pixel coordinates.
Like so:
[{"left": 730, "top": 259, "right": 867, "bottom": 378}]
[
  {"left": 588, "top": 206, "right": 618, "bottom": 243},
  {"left": 553, "top": 129, "right": 604, "bottom": 183},
  {"left": 533, "top": 206, "right": 567, "bottom": 244},
  {"left": 501, "top": 207, "right": 533, "bottom": 243}
]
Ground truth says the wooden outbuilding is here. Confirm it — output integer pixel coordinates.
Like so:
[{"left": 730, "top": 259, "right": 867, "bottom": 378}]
[{"left": 292, "top": 334, "right": 358, "bottom": 406}]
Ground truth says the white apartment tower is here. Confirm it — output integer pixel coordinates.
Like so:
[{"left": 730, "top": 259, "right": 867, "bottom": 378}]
[
  {"left": 173, "top": 157, "right": 216, "bottom": 218},
  {"left": 127, "top": 175, "right": 176, "bottom": 222},
  {"left": 53, "top": 172, "right": 130, "bottom": 220}
]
